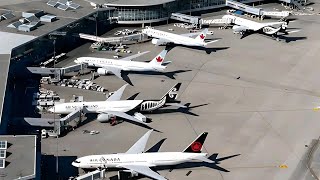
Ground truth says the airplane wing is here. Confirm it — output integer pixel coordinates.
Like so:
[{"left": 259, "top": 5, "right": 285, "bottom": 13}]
[
  {"left": 126, "top": 129, "right": 153, "bottom": 154},
  {"left": 120, "top": 51, "right": 150, "bottom": 61},
  {"left": 106, "top": 84, "right": 128, "bottom": 101},
  {"left": 153, "top": 38, "right": 171, "bottom": 46},
  {"left": 79, "top": 33, "right": 122, "bottom": 43},
  {"left": 118, "top": 165, "right": 166, "bottom": 180},
  {"left": 101, "top": 66, "right": 125, "bottom": 79},
  {"left": 99, "top": 111, "right": 146, "bottom": 124},
  {"left": 180, "top": 32, "right": 201, "bottom": 37},
  {"left": 233, "top": 25, "right": 250, "bottom": 32}
]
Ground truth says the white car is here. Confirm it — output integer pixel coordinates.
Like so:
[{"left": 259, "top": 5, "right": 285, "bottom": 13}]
[
  {"left": 41, "top": 129, "right": 47, "bottom": 139},
  {"left": 207, "top": 31, "right": 214, "bottom": 35}
]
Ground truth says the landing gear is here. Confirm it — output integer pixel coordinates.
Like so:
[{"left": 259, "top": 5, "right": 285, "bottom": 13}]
[{"left": 110, "top": 117, "right": 118, "bottom": 126}]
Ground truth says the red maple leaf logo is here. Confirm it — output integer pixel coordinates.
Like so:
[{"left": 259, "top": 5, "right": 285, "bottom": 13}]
[
  {"left": 200, "top": 34, "right": 205, "bottom": 39},
  {"left": 156, "top": 56, "right": 163, "bottom": 62},
  {"left": 191, "top": 142, "right": 202, "bottom": 152}
]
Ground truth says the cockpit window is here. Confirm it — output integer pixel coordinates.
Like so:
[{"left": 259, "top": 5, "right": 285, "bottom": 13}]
[{"left": 74, "top": 160, "right": 80, "bottom": 163}]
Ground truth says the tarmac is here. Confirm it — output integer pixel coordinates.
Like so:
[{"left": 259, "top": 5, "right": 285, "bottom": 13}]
[{"left": 37, "top": 2, "right": 320, "bottom": 180}]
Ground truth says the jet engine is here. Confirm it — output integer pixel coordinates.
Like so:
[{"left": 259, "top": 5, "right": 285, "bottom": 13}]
[
  {"left": 232, "top": 25, "right": 243, "bottom": 34},
  {"left": 97, "top": 68, "right": 109, "bottom": 75},
  {"left": 97, "top": 113, "right": 115, "bottom": 122},
  {"left": 151, "top": 38, "right": 166, "bottom": 46}
]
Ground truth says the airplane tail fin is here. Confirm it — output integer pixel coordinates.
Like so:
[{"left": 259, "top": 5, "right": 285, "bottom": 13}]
[
  {"left": 160, "top": 83, "right": 182, "bottom": 103},
  {"left": 183, "top": 132, "right": 208, "bottom": 153},
  {"left": 195, "top": 28, "right": 208, "bottom": 42},
  {"left": 149, "top": 50, "right": 167, "bottom": 66}
]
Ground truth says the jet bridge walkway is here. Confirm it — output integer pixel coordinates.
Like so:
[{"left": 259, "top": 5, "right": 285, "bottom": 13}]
[
  {"left": 170, "top": 13, "right": 201, "bottom": 25},
  {"left": 74, "top": 169, "right": 106, "bottom": 180},
  {"left": 27, "top": 63, "right": 88, "bottom": 81},
  {"left": 226, "top": 0, "right": 291, "bottom": 19},
  {"left": 23, "top": 109, "right": 82, "bottom": 136},
  {"left": 226, "top": 0, "right": 262, "bottom": 16},
  {"left": 200, "top": 18, "right": 233, "bottom": 27}
]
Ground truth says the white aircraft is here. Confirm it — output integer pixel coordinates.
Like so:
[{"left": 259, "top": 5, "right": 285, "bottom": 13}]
[
  {"left": 48, "top": 83, "right": 184, "bottom": 125},
  {"left": 72, "top": 130, "right": 214, "bottom": 180},
  {"left": 74, "top": 50, "right": 170, "bottom": 79},
  {"left": 142, "top": 27, "right": 218, "bottom": 46},
  {"left": 222, "top": 14, "right": 289, "bottom": 36}
]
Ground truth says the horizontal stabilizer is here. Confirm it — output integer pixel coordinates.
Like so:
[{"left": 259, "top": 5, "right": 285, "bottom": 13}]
[
  {"left": 165, "top": 103, "right": 187, "bottom": 108},
  {"left": 205, "top": 39, "right": 219, "bottom": 46},
  {"left": 194, "top": 155, "right": 215, "bottom": 163},
  {"left": 162, "top": 61, "right": 172, "bottom": 66}
]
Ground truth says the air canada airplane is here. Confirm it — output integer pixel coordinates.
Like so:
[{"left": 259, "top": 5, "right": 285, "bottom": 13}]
[
  {"left": 142, "top": 27, "right": 218, "bottom": 47},
  {"left": 74, "top": 50, "right": 170, "bottom": 80},
  {"left": 48, "top": 83, "right": 184, "bottom": 125},
  {"left": 72, "top": 130, "right": 214, "bottom": 180},
  {"left": 222, "top": 14, "right": 290, "bottom": 37}
]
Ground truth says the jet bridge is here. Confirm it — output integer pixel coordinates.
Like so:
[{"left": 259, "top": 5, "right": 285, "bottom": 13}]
[
  {"left": 74, "top": 169, "right": 106, "bottom": 180},
  {"left": 27, "top": 63, "right": 88, "bottom": 81},
  {"left": 170, "top": 13, "right": 201, "bottom": 25},
  {"left": 23, "top": 109, "right": 82, "bottom": 136},
  {"left": 54, "top": 109, "right": 82, "bottom": 135},
  {"left": 226, "top": 0, "right": 262, "bottom": 16},
  {"left": 200, "top": 18, "right": 233, "bottom": 27}
]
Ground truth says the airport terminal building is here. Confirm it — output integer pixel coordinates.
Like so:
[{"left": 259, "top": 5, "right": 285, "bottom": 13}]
[{"left": 104, "top": 0, "right": 263, "bottom": 24}]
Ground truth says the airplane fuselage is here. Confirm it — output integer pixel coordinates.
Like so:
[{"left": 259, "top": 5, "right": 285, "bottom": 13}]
[
  {"left": 142, "top": 29, "right": 206, "bottom": 47},
  {"left": 72, "top": 152, "right": 209, "bottom": 169},
  {"left": 49, "top": 100, "right": 143, "bottom": 114},
  {"left": 222, "top": 15, "right": 284, "bottom": 34},
  {"left": 75, "top": 57, "right": 166, "bottom": 72}
]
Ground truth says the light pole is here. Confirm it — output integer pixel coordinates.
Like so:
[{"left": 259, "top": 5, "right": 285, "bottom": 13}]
[{"left": 53, "top": 39, "right": 56, "bottom": 68}]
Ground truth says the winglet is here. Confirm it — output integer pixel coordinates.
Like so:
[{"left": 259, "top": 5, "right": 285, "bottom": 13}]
[
  {"left": 126, "top": 129, "right": 153, "bottom": 154},
  {"left": 106, "top": 84, "right": 128, "bottom": 101}
]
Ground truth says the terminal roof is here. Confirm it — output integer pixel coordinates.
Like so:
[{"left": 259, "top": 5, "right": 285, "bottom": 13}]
[
  {"left": 95, "top": 0, "right": 176, "bottom": 7},
  {"left": 0, "top": 135, "right": 37, "bottom": 180}
]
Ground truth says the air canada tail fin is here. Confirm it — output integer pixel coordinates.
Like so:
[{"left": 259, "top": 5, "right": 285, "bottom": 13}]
[
  {"left": 195, "top": 28, "right": 208, "bottom": 42},
  {"left": 183, "top": 132, "right": 208, "bottom": 153},
  {"left": 160, "top": 83, "right": 181, "bottom": 103},
  {"left": 149, "top": 50, "right": 167, "bottom": 66}
]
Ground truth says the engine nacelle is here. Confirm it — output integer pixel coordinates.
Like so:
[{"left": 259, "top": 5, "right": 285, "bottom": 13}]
[
  {"left": 151, "top": 38, "right": 159, "bottom": 45},
  {"left": 151, "top": 38, "right": 166, "bottom": 46},
  {"left": 97, "top": 113, "right": 115, "bottom": 122},
  {"left": 97, "top": 68, "right": 109, "bottom": 75},
  {"left": 232, "top": 25, "right": 242, "bottom": 34}
]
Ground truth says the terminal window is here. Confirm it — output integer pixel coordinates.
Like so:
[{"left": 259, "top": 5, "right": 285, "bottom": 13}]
[
  {"left": 0, "top": 150, "right": 5, "bottom": 158},
  {"left": 0, "top": 141, "right": 7, "bottom": 149}
]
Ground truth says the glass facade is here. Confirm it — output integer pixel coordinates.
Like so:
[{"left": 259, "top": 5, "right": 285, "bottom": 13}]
[
  {"left": 108, "top": 0, "right": 227, "bottom": 24},
  {"left": 111, "top": 3, "right": 176, "bottom": 23}
]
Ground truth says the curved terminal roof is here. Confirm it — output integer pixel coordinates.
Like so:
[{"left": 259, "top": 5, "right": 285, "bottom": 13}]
[{"left": 104, "top": 0, "right": 175, "bottom": 7}]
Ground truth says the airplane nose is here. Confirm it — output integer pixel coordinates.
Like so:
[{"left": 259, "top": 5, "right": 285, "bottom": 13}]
[{"left": 72, "top": 160, "right": 81, "bottom": 167}]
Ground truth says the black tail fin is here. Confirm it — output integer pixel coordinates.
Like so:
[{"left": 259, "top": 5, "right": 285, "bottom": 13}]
[
  {"left": 183, "top": 132, "right": 208, "bottom": 153},
  {"left": 160, "top": 83, "right": 181, "bottom": 103}
]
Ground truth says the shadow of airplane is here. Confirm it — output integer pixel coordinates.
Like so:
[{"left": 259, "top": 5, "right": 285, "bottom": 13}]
[
  {"left": 121, "top": 70, "right": 192, "bottom": 86},
  {"left": 278, "top": 35, "right": 307, "bottom": 43},
  {"left": 167, "top": 153, "right": 241, "bottom": 172},
  {"left": 240, "top": 31, "right": 307, "bottom": 43},
  {"left": 127, "top": 93, "right": 140, "bottom": 100},
  {"left": 142, "top": 103, "right": 209, "bottom": 117},
  {"left": 146, "top": 138, "right": 167, "bottom": 153},
  {"left": 167, "top": 44, "right": 230, "bottom": 54}
]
